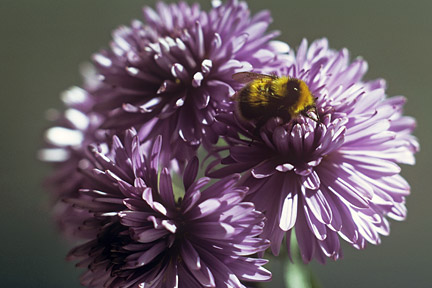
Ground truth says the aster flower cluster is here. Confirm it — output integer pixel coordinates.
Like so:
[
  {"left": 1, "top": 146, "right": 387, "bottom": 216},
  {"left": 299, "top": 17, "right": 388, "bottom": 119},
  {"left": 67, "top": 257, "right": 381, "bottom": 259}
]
[{"left": 41, "top": 0, "right": 418, "bottom": 287}]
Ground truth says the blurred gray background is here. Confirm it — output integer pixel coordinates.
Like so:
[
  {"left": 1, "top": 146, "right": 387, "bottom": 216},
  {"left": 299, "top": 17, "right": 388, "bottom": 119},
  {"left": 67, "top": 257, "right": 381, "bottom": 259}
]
[{"left": 0, "top": 0, "right": 430, "bottom": 287}]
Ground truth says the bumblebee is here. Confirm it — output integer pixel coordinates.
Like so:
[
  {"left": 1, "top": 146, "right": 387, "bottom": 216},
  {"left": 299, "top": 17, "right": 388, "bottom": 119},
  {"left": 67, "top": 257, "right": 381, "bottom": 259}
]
[{"left": 232, "top": 72, "right": 319, "bottom": 129}]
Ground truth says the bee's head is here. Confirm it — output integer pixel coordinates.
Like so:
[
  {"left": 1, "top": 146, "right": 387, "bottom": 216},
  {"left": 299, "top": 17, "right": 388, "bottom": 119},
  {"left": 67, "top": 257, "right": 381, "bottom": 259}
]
[{"left": 286, "top": 78, "right": 301, "bottom": 95}]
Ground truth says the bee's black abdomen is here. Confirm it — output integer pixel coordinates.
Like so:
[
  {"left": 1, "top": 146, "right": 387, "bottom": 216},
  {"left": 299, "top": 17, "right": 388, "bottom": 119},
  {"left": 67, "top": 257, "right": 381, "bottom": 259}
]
[{"left": 237, "top": 86, "right": 264, "bottom": 119}]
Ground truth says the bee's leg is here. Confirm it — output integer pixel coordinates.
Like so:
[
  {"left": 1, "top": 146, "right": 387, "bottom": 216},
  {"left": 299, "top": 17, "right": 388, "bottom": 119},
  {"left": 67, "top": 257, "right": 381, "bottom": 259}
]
[
  {"left": 248, "top": 119, "right": 266, "bottom": 146},
  {"left": 249, "top": 127, "right": 260, "bottom": 146},
  {"left": 253, "top": 119, "right": 267, "bottom": 136}
]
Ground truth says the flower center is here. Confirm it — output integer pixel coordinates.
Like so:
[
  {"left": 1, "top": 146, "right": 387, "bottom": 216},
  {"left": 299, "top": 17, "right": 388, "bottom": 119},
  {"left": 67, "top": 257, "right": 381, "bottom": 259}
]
[{"left": 262, "top": 111, "right": 347, "bottom": 175}]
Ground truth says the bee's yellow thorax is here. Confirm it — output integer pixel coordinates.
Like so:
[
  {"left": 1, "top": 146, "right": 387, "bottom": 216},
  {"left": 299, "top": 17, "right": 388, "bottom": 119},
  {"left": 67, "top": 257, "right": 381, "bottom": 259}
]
[
  {"left": 271, "top": 76, "right": 290, "bottom": 98},
  {"left": 247, "top": 78, "right": 274, "bottom": 107}
]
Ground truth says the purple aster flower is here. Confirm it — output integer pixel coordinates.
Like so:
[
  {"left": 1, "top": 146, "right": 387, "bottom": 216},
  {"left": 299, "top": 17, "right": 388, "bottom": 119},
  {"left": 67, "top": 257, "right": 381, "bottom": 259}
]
[
  {"left": 91, "top": 0, "right": 289, "bottom": 167},
  {"left": 209, "top": 38, "right": 419, "bottom": 263},
  {"left": 67, "top": 130, "right": 271, "bottom": 287}
]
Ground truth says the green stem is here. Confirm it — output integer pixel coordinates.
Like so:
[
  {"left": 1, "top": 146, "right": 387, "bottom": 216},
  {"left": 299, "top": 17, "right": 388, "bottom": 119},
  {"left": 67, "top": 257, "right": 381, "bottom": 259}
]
[{"left": 283, "top": 234, "right": 321, "bottom": 288}]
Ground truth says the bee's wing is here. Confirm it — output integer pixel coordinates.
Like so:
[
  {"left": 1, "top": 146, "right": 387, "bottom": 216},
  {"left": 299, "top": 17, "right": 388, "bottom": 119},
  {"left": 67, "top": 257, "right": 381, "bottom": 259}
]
[{"left": 232, "top": 72, "right": 274, "bottom": 83}]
